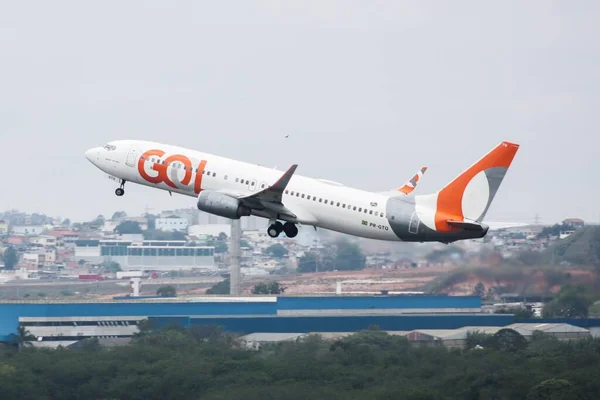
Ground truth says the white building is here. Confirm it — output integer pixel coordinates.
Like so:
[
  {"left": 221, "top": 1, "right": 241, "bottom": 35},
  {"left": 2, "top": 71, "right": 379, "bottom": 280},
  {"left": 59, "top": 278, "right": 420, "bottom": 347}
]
[
  {"left": 11, "top": 225, "right": 45, "bottom": 236},
  {"left": 188, "top": 224, "right": 231, "bottom": 238},
  {"left": 156, "top": 218, "right": 189, "bottom": 232},
  {"left": 29, "top": 235, "right": 57, "bottom": 247},
  {"left": 20, "top": 316, "right": 146, "bottom": 348},
  {"left": 74, "top": 239, "right": 215, "bottom": 271}
]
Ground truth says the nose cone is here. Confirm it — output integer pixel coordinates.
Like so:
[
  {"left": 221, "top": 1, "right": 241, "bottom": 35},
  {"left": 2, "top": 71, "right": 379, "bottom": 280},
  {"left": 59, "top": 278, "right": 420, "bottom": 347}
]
[{"left": 85, "top": 147, "right": 99, "bottom": 163}]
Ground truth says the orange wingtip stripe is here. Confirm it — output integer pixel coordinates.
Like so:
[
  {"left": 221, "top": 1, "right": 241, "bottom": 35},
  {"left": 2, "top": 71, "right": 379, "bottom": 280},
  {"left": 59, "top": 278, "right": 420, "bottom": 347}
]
[{"left": 398, "top": 185, "right": 413, "bottom": 194}]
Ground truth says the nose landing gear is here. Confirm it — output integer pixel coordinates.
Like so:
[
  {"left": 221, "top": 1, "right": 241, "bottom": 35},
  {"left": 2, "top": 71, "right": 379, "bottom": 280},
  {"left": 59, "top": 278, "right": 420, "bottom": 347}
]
[{"left": 115, "top": 179, "right": 126, "bottom": 196}]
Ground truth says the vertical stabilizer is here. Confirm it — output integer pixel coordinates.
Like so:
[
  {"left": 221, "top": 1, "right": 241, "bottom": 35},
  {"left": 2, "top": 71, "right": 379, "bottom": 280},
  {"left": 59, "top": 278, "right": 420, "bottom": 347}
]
[{"left": 415, "top": 141, "right": 520, "bottom": 232}]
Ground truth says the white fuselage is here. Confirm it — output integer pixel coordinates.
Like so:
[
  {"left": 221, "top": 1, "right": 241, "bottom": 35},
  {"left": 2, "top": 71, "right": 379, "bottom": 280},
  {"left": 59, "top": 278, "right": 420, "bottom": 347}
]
[{"left": 85, "top": 140, "right": 402, "bottom": 241}]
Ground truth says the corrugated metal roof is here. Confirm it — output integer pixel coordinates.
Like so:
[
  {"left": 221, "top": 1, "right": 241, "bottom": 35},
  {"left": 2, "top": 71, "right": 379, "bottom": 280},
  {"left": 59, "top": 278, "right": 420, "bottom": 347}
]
[
  {"left": 241, "top": 332, "right": 307, "bottom": 342},
  {"left": 507, "top": 323, "right": 589, "bottom": 333}
]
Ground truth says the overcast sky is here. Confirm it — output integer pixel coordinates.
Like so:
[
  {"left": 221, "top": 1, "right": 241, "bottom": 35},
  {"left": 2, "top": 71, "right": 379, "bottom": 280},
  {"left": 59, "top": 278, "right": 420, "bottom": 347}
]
[{"left": 1, "top": 1, "right": 599, "bottom": 224}]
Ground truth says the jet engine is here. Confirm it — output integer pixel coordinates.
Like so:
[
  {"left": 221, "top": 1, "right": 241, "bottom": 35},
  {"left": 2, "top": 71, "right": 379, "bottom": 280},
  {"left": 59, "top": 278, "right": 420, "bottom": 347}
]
[{"left": 197, "top": 191, "right": 251, "bottom": 219}]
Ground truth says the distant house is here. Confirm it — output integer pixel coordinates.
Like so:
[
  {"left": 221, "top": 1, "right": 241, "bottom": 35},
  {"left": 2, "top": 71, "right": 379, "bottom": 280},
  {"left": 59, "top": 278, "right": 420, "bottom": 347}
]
[{"left": 562, "top": 218, "right": 584, "bottom": 229}]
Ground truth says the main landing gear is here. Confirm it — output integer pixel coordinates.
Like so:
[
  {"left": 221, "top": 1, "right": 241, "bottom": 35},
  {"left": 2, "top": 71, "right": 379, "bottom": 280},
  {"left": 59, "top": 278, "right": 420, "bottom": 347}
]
[
  {"left": 267, "top": 221, "right": 298, "bottom": 238},
  {"left": 115, "top": 179, "right": 126, "bottom": 197}
]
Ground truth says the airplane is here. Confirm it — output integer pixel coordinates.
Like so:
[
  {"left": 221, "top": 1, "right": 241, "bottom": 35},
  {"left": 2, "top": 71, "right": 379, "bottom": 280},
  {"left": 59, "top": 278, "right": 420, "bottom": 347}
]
[{"left": 85, "top": 140, "right": 521, "bottom": 243}]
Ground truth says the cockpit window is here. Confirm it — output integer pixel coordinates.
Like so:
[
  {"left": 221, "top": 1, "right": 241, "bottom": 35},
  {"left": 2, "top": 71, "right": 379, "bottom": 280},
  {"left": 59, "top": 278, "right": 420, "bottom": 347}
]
[{"left": 103, "top": 144, "right": 116, "bottom": 151}]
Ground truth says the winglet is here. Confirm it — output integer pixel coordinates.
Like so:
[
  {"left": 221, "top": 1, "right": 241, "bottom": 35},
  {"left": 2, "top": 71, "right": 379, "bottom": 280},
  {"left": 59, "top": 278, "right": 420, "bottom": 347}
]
[
  {"left": 270, "top": 164, "right": 298, "bottom": 193},
  {"left": 249, "top": 164, "right": 298, "bottom": 203},
  {"left": 397, "top": 166, "right": 428, "bottom": 195}
]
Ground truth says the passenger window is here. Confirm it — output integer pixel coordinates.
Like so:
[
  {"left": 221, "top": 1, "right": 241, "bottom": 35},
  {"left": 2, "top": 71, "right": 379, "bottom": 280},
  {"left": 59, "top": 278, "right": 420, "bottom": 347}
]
[
  {"left": 324, "top": 200, "right": 328, "bottom": 204},
  {"left": 285, "top": 190, "right": 289, "bottom": 194},
  {"left": 319, "top": 198, "right": 322, "bottom": 202},
  {"left": 235, "top": 178, "right": 239, "bottom": 182},
  {"left": 291, "top": 191, "right": 294, "bottom": 195},
  {"left": 342, "top": 204, "right": 346, "bottom": 208},
  {"left": 261, "top": 184, "right": 265, "bottom": 188},
  {"left": 358, "top": 207, "right": 361, "bottom": 212},
  {"left": 369, "top": 210, "right": 373, "bottom": 214},
  {"left": 224, "top": 175, "right": 228, "bottom": 180},
  {"left": 336, "top": 202, "right": 340, "bottom": 206},
  {"left": 296, "top": 193, "right": 299, "bottom": 197},
  {"left": 213, "top": 172, "right": 216, "bottom": 177},
  {"left": 301, "top": 194, "right": 305, "bottom": 198},
  {"left": 251, "top": 181, "right": 254, "bottom": 185}
]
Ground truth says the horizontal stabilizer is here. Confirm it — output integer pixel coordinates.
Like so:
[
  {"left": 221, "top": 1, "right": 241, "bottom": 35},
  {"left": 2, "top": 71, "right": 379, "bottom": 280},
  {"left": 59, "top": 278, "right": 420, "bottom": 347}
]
[
  {"left": 485, "top": 221, "right": 530, "bottom": 230},
  {"left": 446, "top": 220, "right": 488, "bottom": 232}
]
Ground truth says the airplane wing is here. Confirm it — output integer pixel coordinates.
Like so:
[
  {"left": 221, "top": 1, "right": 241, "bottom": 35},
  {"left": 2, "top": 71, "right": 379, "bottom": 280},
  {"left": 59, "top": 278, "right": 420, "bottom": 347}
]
[
  {"left": 214, "top": 164, "right": 301, "bottom": 221},
  {"left": 379, "top": 166, "right": 428, "bottom": 197}
]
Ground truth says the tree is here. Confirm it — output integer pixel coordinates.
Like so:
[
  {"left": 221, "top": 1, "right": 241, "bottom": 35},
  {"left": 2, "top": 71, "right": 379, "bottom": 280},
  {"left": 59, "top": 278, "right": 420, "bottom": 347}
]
[
  {"left": 2, "top": 246, "right": 18, "bottom": 270},
  {"left": 102, "top": 261, "right": 121, "bottom": 273},
  {"left": 240, "top": 239, "right": 253, "bottom": 250},
  {"left": 8, "top": 326, "right": 36, "bottom": 350},
  {"left": 298, "top": 252, "right": 319, "bottom": 273},
  {"left": 206, "top": 278, "right": 230, "bottom": 294},
  {"left": 542, "top": 285, "right": 591, "bottom": 318},
  {"left": 473, "top": 282, "right": 486, "bottom": 297},
  {"left": 264, "top": 243, "right": 288, "bottom": 258},
  {"left": 92, "top": 215, "right": 105, "bottom": 225},
  {"left": 252, "top": 281, "right": 286, "bottom": 294},
  {"left": 527, "top": 379, "right": 584, "bottom": 400},
  {"left": 114, "top": 221, "right": 143, "bottom": 234},
  {"left": 495, "top": 306, "right": 535, "bottom": 319},
  {"left": 145, "top": 214, "right": 157, "bottom": 230},
  {"left": 214, "top": 242, "right": 228, "bottom": 253},
  {"left": 332, "top": 239, "right": 365, "bottom": 271},
  {"left": 111, "top": 211, "right": 127, "bottom": 220},
  {"left": 157, "top": 285, "right": 177, "bottom": 297}
]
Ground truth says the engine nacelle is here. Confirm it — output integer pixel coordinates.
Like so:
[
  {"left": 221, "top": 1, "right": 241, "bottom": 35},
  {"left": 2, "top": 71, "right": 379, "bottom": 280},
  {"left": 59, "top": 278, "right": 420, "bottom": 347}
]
[{"left": 197, "top": 191, "right": 251, "bottom": 219}]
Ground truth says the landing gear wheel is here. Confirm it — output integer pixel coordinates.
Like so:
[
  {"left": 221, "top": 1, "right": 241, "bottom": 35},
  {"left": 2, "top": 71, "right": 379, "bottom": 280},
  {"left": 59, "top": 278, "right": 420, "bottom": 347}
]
[
  {"left": 283, "top": 222, "right": 298, "bottom": 238},
  {"left": 115, "top": 179, "right": 126, "bottom": 196},
  {"left": 267, "top": 221, "right": 283, "bottom": 238}
]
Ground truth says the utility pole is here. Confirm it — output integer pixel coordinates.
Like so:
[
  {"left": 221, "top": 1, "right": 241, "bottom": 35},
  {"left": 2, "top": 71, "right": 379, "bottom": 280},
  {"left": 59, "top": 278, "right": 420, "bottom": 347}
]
[{"left": 230, "top": 219, "right": 241, "bottom": 296}]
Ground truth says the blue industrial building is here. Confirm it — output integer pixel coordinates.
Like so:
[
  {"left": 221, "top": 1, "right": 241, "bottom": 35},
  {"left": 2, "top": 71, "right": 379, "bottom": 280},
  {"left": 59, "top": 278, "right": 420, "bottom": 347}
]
[
  {"left": 7, "top": 294, "right": 600, "bottom": 343},
  {"left": 149, "top": 314, "right": 516, "bottom": 334},
  {"left": 0, "top": 295, "right": 481, "bottom": 340}
]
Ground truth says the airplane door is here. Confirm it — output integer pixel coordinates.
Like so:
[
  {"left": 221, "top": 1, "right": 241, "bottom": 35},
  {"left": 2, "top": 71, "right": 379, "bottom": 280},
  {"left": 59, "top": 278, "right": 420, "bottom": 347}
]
[
  {"left": 408, "top": 212, "right": 420, "bottom": 234},
  {"left": 125, "top": 145, "right": 138, "bottom": 168},
  {"left": 248, "top": 179, "right": 257, "bottom": 192}
]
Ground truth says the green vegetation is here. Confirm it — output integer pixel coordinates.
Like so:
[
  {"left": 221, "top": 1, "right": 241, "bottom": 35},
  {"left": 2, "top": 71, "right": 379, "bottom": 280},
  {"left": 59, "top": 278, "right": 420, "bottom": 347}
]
[
  {"left": 113, "top": 220, "right": 143, "bottom": 234},
  {"left": 1, "top": 246, "right": 18, "bottom": 270},
  {"left": 156, "top": 285, "right": 177, "bottom": 297},
  {"left": 542, "top": 285, "right": 593, "bottom": 318},
  {"left": 425, "top": 266, "right": 577, "bottom": 297},
  {"left": 264, "top": 243, "right": 288, "bottom": 258},
  {"left": 206, "top": 278, "right": 230, "bottom": 294},
  {"left": 541, "top": 226, "right": 600, "bottom": 267},
  {"left": 102, "top": 261, "right": 121, "bottom": 273},
  {"left": 298, "top": 238, "right": 365, "bottom": 273},
  {"left": 1, "top": 324, "right": 599, "bottom": 399},
  {"left": 494, "top": 306, "right": 535, "bottom": 319},
  {"left": 251, "top": 281, "right": 286, "bottom": 294}
]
